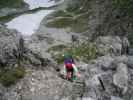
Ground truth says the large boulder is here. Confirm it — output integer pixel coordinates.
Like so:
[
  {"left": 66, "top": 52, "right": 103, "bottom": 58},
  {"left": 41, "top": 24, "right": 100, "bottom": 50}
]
[
  {"left": 84, "top": 55, "right": 131, "bottom": 99},
  {"left": 25, "top": 40, "right": 53, "bottom": 67},
  {"left": 95, "top": 55, "right": 114, "bottom": 71},
  {"left": 96, "top": 36, "right": 122, "bottom": 56},
  {"left": 0, "top": 25, "right": 25, "bottom": 68}
]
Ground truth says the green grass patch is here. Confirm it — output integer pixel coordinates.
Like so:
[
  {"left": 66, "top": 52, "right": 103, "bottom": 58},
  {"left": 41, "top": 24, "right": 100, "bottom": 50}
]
[
  {"left": 0, "top": 0, "right": 26, "bottom": 8},
  {"left": 47, "top": 10, "right": 73, "bottom": 19},
  {"left": 45, "top": 0, "right": 90, "bottom": 33},
  {"left": 0, "top": 67, "right": 25, "bottom": 87},
  {"left": 47, "top": 44, "right": 67, "bottom": 52},
  {"left": 53, "top": 53, "right": 65, "bottom": 64},
  {"left": 47, "top": 44, "right": 68, "bottom": 64},
  {"left": 45, "top": 7, "right": 90, "bottom": 33},
  {"left": 46, "top": 13, "right": 89, "bottom": 32},
  {"left": 70, "top": 42, "right": 97, "bottom": 62},
  {"left": 47, "top": 42, "right": 97, "bottom": 64},
  {"left": 71, "top": 14, "right": 90, "bottom": 33},
  {"left": 46, "top": 17, "right": 74, "bottom": 28}
]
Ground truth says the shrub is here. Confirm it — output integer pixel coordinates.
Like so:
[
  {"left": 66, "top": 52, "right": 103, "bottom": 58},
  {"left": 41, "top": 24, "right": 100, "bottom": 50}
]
[
  {"left": 0, "top": 67, "right": 25, "bottom": 87},
  {"left": 13, "top": 67, "right": 25, "bottom": 78},
  {"left": 113, "top": 0, "right": 133, "bottom": 16},
  {"left": 53, "top": 53, "right": 64, "bottom": 64},
  {"left": 0, "top": 71, "right": 17, "bottom": 87}
]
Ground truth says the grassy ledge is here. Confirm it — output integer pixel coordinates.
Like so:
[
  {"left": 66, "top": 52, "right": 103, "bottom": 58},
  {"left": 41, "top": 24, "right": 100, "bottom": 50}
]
[{"left": 47, "top": 42, "right": 97, "bottom": 64}]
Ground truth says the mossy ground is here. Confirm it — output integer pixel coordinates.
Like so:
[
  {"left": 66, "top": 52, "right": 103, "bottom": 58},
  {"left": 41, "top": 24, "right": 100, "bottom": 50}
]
[{"left": 0, "top": 67, "right": 25, "bottom": 87}]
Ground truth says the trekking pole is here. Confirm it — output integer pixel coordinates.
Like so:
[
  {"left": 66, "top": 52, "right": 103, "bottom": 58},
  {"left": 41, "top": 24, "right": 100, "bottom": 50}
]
[{"left": 98, "top": 77, "right": 105, "bottom": 91}]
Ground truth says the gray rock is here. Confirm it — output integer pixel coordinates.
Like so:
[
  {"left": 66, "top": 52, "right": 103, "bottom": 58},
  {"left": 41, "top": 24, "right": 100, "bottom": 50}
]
[
  {"left": 112, "top": 56, "right": 128, "bottom": 69},
  {"left": 82, "top": 97, "right": 95, "bottom": 100},
  {"left": 113, "top": 63, "right": 128, "bottom": 94},
  {"left": 96, "top": 56, "right": 114, "bottom": 70},
  {"left": 96, "top": 36, "right": 122, "bottom": 56},
  {"left": 78, "top": 62, "right": 88, "bottom": 72},
  {"left": 111, "top": 96, "right": 123, "bottom": 100},
  {"left": 114, "top": 55, "right": 128, "bottom": 64}
]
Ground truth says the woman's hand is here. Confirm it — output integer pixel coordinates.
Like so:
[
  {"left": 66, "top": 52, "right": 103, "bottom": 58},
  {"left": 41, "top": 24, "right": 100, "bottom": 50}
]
[{"left": 77, "top": 73, "right": 81, "bottom": 78}]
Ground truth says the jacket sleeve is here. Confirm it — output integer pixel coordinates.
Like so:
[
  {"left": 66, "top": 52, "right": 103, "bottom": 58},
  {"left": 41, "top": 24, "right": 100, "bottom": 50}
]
[{"left": 72, "top": 64, "right": 78, "bottom": 73}]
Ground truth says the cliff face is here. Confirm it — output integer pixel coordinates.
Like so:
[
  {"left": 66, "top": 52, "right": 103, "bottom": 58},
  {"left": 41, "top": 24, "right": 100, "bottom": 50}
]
[
  {"left": 80, "top": 0, "right": 133, "bottom": 43},
  {"left": 45, "top": 0, "right": 133, "bottom": 43}
]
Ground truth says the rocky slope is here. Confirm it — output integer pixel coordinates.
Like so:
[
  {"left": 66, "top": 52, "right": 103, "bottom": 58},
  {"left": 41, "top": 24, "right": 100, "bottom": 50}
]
[
  {"left": 0, "top": 0, "right": 133, "bottom": 100},
  {"left": 0, "top": 24, "right": 132, "bottom": 100}
]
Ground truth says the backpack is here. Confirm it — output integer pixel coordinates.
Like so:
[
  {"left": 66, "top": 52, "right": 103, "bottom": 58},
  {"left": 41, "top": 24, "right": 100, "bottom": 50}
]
[
  {"left": 64, "top": 56, "right": 73, "bottom": 68},
  {"left": 65, "top": 63, "right": 73, "bottom": 69}
]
